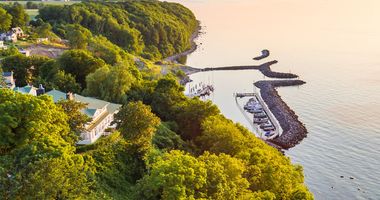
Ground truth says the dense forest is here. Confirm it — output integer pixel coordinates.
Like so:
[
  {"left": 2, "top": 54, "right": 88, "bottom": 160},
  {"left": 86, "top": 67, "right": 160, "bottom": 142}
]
[
  {"left": 38, "top": 1, "right": 198, "bottom": 60},
  {"left": 0, "top": 1, "right": 314, "bottom": 199}
]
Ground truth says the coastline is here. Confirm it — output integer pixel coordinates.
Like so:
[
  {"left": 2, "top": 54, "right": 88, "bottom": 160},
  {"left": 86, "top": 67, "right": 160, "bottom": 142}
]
[
  {"left": 180, "top": 61, "right": 308, "bottom": 150},
  {"left": 164, "top": 22, "right": 202, "bottom": 63},
  {"left": 162, "top": 22, "right": 308, "bottom": 150}
]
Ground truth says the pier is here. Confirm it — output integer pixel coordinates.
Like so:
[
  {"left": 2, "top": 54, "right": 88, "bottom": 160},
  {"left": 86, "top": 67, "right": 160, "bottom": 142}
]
[
  {"left": 234, "top": 91, "right": 283, "bottom": 140},
  {"left": 187, "top": 84, "right": 214, "bottom": 98},
  {"left": 254, "top": 80, "right": 307, "bottom": 149}
]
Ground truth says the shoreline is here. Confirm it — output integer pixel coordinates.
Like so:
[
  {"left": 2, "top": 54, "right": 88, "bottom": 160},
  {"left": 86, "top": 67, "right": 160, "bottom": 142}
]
[
  {"left": 164, "top": 25, "right": 309, "bottom": 150},
  {"left": 181, "top": 61, "right": 308, "bottom": 150},
  {"left": 164, "top": 22, "right": 202, "bottom": 63}
]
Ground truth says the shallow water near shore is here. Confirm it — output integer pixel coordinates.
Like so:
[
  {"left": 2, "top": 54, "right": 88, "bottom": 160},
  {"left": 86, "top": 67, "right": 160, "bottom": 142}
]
[{"left": 168, "top": 0, "right": 380, "bottom": 199}]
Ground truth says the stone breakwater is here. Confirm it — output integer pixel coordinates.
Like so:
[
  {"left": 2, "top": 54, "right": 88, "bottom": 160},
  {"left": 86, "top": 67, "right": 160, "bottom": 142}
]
[
  {"left": 253, "top": 49, "right": 270, "bottom": 60},
  {"left": 201, "top": 60, "right": 298, "bottom": 79},
  {"left": 254, "top": 80, "right": 307, "bottom": 149}
]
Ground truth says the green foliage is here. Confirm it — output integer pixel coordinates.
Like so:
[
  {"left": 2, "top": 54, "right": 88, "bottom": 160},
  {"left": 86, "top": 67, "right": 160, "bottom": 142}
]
[
  {"left": 114, "top": 101, "right": 160, "bottom": 156},
  {"left": 153, "top": 123, "right": 185, "bottom": 151},
  {"left": 26, "top": 1, "right": 39, "bottom": 10},
  {"left": 0, "top": 67, "right": 6, "bottom": 88},
  {"left": 57, "top": 99, "right": 90, "bottom": 144},
  {"left": 58, "top": 49, "right": 106, "bottom": 88},
  {"left": 136, "top": 150, "right": 256, "bottom": 200},
  {"left": 34, "top": 22, "right": 52, "bottom": 38},
  {"left": 37, "top": 59, "right": 82, "bottom": 93},
  {"left": 65, "top": 24, "right": 92, "bottom": 49},
  {"left": 49, "top": 70, "right": 82, "bottom": 93},
  {"left": 0, "top": 90, "right": 93, "bottom": 199},
  {"left": 84, "top": 62, "right": 136, "bottom": 103},
  {"left": 38, "top": 1, "right": 198, "bottom": 60},
  {"left": 173, "top": 98, "right": 220, "bottom": 140},
  {"left": 198, "top": 116, "right": 313, "bottom": 199},
  {"left": 0, "top": 7, "right": 12, "bottom": 32},
  {"left": 80, "top": 132, "right": 137, "bottom": 199},
  {"left": 2, "top": 3, "right": 29, "bottom": 28},
  {"left": 1, "top": 54, "right": 51, "bottom": 86},
  {"left": 0, "top": 45, "right": 19, "bottom": 57},
  {"left": 0, "top": 2, "right": 313, "bottom": 199},
  {"left": 88, "top": 35, "right": 127, "bottom": 65},
  {"left": 150, "top": 75, "right": 186, "bottom": 120}
]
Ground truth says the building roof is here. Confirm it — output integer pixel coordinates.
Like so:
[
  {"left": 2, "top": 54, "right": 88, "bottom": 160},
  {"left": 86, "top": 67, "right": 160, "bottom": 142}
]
[
  {"left": 2, "top": 72, "right": 13, "bottom": 77},
  {"left": 13, "top": 85, "right": 36, "bottom": 95},
  {"left": 46, "top": 89, "right": 122, "bottom": 116}
]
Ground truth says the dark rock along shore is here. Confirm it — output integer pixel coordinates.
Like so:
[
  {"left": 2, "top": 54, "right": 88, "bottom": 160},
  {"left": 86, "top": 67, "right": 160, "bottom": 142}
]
[{"left": 255, "top": 80, "right": 307, "bottom": 149}]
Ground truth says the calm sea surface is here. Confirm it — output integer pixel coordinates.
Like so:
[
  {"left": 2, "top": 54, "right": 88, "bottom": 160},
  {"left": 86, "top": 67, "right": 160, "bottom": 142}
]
[{"left": 168, "top": 0, "right": 380, "bottom": 199}]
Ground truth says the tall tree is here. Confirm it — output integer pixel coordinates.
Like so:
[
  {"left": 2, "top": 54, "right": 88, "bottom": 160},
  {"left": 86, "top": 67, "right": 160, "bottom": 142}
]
[
  {"left": 58, "top": 49, "right": 105, "bottom": 88},
  {"left": 2, "top": 54, "right": 51, "bottom": 86},
  {"left": 5, "top": 3, "right": 29, "bottom": 28},
  {"left": 0, "top": 90, "right": 92, "bottom": 199},
  {"left": 114, "top": 101, "right": 160, "bottom": 155},
  {"left": 0, "top": 7, "right": 12, "bottom": 32},
  {"left": 57, "top": 99, "right": 90, "bottom": 144},
  {"left": 84, "top": 62, "right": 136, "bottom": 103},
  {"left": 65, "top": 24, "right": 92, "bottom": 49}
]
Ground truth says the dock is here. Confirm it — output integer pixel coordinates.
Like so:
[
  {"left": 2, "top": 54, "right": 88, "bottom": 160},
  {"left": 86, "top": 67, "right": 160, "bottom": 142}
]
[
  {"left": 187, "top": 84, "right": 214, "bottom": 98},
  {"left": 234, "top": 91, "right": 283, "bottom": 140}
]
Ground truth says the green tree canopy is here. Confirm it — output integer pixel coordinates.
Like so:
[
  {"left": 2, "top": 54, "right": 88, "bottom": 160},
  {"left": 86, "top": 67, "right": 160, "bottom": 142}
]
[
  {"left": 0, "top": 90, "right": 92, "bottom": 199},
  {"left": 1, "top": 54, "right": 51, "bottom": 86},
  {"left": 0, "top": 7, "right": 12, "bottom": 32},
  {"left": 58, "top": 49, "right": 105, "bottom": 88},
  {"left": 136, "top": 150, "right": 258, "bottom": 200},
  {"left": 65, "top": 24, "right": 92, "bottom": 49},
  {"left": 150, "top": 76, "right": 186, "bottom": 120},
  {"left": 114, "top": 101, "right": 160, "bottom": 155},
  {"left": 57, "top": 99, "right": 90, "bottom": 144},
  {"left": 4, "top": 3, "right": 29, "bottom": 28},
  {"left": 84, "top": 62, "right": 136, "bottom": 103},
  {"left": 38, "top": 1, "right": 198, "bottom": 60}
]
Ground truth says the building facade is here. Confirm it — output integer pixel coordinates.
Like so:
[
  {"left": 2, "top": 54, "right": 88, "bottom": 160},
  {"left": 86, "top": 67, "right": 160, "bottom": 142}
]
[{"left": 46, "top": 90, "right": 122, "bottom": 144}]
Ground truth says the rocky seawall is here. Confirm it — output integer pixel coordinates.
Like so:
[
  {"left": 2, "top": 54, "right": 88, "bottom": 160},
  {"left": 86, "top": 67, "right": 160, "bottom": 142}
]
[
  {"left": 253, "top": 49, "right": 270, "bottom": 60},
  {"left": 201, "top": 60, "right": 298, "bottom": 79},
  {"left": 254, "top": 80, "right": 307, "bottom": 149}
]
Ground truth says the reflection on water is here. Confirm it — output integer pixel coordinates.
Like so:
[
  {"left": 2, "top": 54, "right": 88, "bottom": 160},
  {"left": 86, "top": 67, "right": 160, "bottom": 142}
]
[{"left": 169, "top": 0, "right": 380, "bottom": 199}]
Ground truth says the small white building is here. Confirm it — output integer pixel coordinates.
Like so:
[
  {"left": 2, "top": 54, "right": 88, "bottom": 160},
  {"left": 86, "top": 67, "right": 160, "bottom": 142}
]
[{"left": 46, "top": 90, "right": 122, "bottom": 145}]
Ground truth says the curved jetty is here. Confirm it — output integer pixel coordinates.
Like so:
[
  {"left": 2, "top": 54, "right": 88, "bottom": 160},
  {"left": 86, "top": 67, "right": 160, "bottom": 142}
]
[
  {"left": 254, "top": 80, "right": 307, "bottom": 149},
  {"left": 253, "top": 49, "right": 270, "bottom": 60},
  {"left": 201, "top": 60, "right": 298, "bottom": 79}
]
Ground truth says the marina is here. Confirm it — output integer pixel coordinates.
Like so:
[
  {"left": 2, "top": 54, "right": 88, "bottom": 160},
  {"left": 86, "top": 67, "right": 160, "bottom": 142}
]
[
  {"left": 235, "top": 90, "right": 282, "bottom": 140},
  {"left": 186, "top": 82, "right": 214, "bottom": 98}
]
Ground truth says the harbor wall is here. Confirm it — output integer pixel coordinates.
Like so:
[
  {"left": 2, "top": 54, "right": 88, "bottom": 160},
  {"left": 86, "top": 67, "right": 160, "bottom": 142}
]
[{"left": 254, "top": 80, "right": 307, "bottom": 149}]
